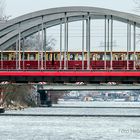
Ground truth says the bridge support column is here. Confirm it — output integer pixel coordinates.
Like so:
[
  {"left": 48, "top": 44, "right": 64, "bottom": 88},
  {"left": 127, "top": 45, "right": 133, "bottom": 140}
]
[
  {"left": 38, "top": 27, "right": 40, "bottom": 70},
  {"left": 133, "top": 22, "right": 136, "bottom": 70},
  {"left": 41, "top": 16, "right": 44, "bottom": 70},
  {"left": 22, "top": 37, "right": 25, "bottom": 70},
  {"left": 60, "top": 19, "right": 62, "bottom": 70},
  {"left": 44, "top": 28, "right": 47, "bottom": 69},
  {"left": 82, "top": 16, "right": 85, "bottom": 70},
  {"left": 18, "top": 23, "right": 21, "bottom": 70},
  {"left": 64, "top": 13, "right": 68, "bottom": 70},
  {"left": 107, "top": 19, "right": 110, "bottom": 52},
  {"left": 0, "top": 90, "right": 3, "bottom": 107},
  {"left": 16, "top": 39, "right": 18, "bottom": 70},
  {"left": 110, "top": 16, "right": 113, "bottom": 70},
  {"left": 104, "top": 16, "right": 107, "bottom": 70},
  {"left": 127, "top": 21, "right": 131, "bottom": 70},
  {"left": 105, "top": 16, "right": 113, "bottom": 70},
  {"left": 86, "top": 13, "right": 91, "bottom": 70}
]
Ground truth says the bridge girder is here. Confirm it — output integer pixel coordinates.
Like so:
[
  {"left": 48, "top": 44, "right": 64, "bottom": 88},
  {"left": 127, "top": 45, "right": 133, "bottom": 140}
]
[{"left": 38, "top": 84, "right": 140, "bottom": 91}]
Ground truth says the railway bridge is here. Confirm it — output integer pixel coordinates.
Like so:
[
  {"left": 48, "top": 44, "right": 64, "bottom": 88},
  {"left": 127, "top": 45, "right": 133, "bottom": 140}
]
[{"left": 0, "top": 6, "right": 140, "bottom": 83}]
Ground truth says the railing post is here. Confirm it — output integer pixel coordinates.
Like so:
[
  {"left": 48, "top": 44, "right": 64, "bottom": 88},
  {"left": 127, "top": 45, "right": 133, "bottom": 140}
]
[
  {"left": 64, "top": 13, "right": 68, "bottom": 70},
  {"left": 66, "top": 17, "right": 69, "bottom": 69},
  {"left": 104, "top": 15, "right": 107, "bottom": 70},
  {"left": 18, "top": 23, "right": 21, "bottom": 70},
  {"left": 110, "top": 16, "right": 113, "bottom": 70},
  {"left": 38, "top": 27, "right": 40, "bottom": 70},
  {"left": 44, "top": 28, "right": 47, "bottom": 70},
  {"left": 133, "top": 22, "right": 136, "bottom": 70},
  {"left": 64, "top": 13, "right": 67, "bottom": 70},
  {"left": 107, "top": 18, "right": 110, "bottom": 52},
  {"left": 86, "top": 13, "right": 91, "bottom": 70},
  {"left": 127, "top": 21, "right": 131, "bottom": 70},
  {"left": 60, "top": 18, "right": 62, "bottom": 70},
  {"left": 22, "top": 37, "right": 25, "bottom": 70},
  {"left": 82, "top": 16, "right": 85, "bottom": 70},
  {"left": 41, "top": 16, "right": 44, "bottom": 70},
  {"left": 16, "top": 39, "right": 18, "bottom": 70}
]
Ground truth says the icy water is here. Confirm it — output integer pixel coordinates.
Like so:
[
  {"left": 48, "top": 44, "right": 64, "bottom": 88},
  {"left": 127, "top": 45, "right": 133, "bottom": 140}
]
[{"left": 0, "top": 101, "right": 140, "bottom": 140}]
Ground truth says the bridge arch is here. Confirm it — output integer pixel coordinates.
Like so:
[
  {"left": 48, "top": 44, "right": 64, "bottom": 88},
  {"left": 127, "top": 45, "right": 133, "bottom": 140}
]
[{"left": 0, "top": 6, "right": 140, "bottom": 50}]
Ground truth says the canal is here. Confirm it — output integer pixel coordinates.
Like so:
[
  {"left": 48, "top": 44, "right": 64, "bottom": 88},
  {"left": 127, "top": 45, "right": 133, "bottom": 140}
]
[{"left": 0, "top": 101, "right": 140, "bottom": 140}]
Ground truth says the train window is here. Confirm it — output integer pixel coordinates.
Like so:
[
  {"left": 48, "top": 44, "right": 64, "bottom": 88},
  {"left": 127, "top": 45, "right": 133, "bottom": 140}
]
[
  {"left": 30, "top": 54, "right": 35, "bottom": 60},
  {"left": 21, "top": 54, "right": 23, "bottom": 60},
  {"left": 52, "top": 53, "right": 54, "bottom": 61},
  {"left": 60, "top": 54, "right": 64, "bottom": 60},
  {"left": 9, "top": 53, "right": 15, "bottom": 60},
  {"left": 137, "top": 54, "right": 140, "bottom": 60},
  {"left": 24, "top": 54, "right": 28, "bottom": 60},
  {"left": 103, "top": 54, "right": 105, "bottom": 60},
  {"left": 113, "top": 54, "right": 118, "bottom": 60},
  {"left": 3, "top": 54, "right": 8, "bottom": 60},
  {"left": 118, "top": 54, "right": 123, "bottom": 60},
  {"left": 48, "top": 53, "right": 51, "bottom": 61},
  {"left": 123, "top": 54, "right": 126, "bottom": 60},
  {"left": 99, "top": 54, "right": 103, "bottom": 60},
  {"left": 135, "top": 54, "right": 138, "bottom": 60},
  {"left": 129, "top": 54, "right": 133, "bottom": 60},
  {"left": 78, "top": 54, "right": 82, "bottom": 60},
  {"left": 102, "top": 54, "right": 105, "bottom": 60},
  {"left": 128, "top": 54, "right": 131, "bottom": 60},
  {"left": 97, "top": 54, "right": 100, "bottom": 60},
  {"left": 43, "top": 54, "right": 46, "bottom": 61},
  {"left": 128, "top": 54, "right": 137, "bottom": 60},
  {"left": 55, "top": 53, "right": 58, "bottom": 60},
  {"left": 92, "top": 54, "right": 95, "bottom": 60},
  {"left": 70, "top": 53, "right": 75, "bottom": 60},
  {"left": 106, "top": 54, "right": 111, "bottom": 60},
  {"left": 124, "top": 54, "right": 128, "bottom": 60},
  {"left": 39, "top": 54, "right": 42, "bottom": 60}
]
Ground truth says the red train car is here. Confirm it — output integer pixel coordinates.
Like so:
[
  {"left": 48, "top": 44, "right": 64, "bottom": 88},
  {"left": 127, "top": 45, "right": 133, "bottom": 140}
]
[{"left": 0, "top": 51, "right": 139, "bottom": 70}]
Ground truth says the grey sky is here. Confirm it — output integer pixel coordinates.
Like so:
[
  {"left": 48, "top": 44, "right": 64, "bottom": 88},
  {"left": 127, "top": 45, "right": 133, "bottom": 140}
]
[{"left": 6, "top": 0, "right": 137, "bottom": 18}]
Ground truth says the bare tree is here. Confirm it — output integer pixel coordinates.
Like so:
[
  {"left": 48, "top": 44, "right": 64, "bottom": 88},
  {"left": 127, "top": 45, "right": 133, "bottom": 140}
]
[
  {"left": 0, "top": 0, "right": 5, "bottom": 19},
  {"left": 0, "top": 0, "right": 10, "bottom": 22},
  {"left": 24, "top": 33, "right": 56, "bottom": 51},
  {"left": 0, "top": 0, "right": 8, "bottom": 22},
  {"left": 9, "top": 34, "right": 56, "bottom": 51}
]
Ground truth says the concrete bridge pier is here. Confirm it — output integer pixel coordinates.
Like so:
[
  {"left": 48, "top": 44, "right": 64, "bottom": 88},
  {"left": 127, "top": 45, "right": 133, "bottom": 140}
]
[
  {"left": 37, "top": 85, "right": 52, "bottom": 107},
  {"left": 0, "top": 91, "right": 5, "bottom": 113}
]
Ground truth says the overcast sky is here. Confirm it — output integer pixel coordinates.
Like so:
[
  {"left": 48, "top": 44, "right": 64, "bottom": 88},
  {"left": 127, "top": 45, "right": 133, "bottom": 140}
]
[{"left": 5, "top": 0, "right": 138, "bottom": 18}]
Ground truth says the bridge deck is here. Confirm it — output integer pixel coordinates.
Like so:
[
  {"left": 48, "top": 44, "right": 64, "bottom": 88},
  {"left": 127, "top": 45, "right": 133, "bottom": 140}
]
[
  {"left": 0, "top": 71, "right": 140, "bottom": 82},
  {"left": 40, "top": 84, "right": 140, "bottom": 91},
  {"left": 0, "top": 71, "right": 140, "bottom": 76}
]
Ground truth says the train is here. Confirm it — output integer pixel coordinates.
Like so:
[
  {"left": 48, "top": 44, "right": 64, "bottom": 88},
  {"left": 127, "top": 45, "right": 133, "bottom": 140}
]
[{"left": 0, "top": 50, "right": 140, "bottom": 70}]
